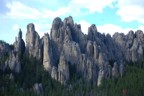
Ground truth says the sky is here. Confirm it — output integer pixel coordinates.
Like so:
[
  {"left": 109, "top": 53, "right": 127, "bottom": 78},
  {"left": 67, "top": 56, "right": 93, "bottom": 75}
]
[{"left": 0, "top": 0, "right": 144, "bottom": 44}]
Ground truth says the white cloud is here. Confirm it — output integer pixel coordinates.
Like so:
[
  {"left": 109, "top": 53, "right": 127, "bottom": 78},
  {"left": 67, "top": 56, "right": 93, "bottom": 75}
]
[
  {"left": 35, "top": 23, "right": 51, "bottom": 37},
  {"left": 6, "top": 1, "right": 41, "bottom": 19},
  {"left": 42, "top": 7, "right": 69, "bottom": 19},
  {"left": 78, "top": 20, "right": 135, "bottom": 35},
  {"left": 97, "top": 24, "right": 132, "bottom": 35},
  {"left": 138, "top": 26, "right": 144, "bottom": 30},
  {"left": 5, "top": 0, "right": 144, "bottom": 39},
  {"left": 69, "top": 0, "right": 116, "bottom": 13},
  {"left": 6, "top": 1, "right": 69, "bottom": 20},
  {"left": 117, "top": 0, "right": 144, "bottom": 23},
  {"left": 5, "top": 0, "right": 117, "bottom": 20},
  {"left": 97, "top": 24, "right": 144, "bottom": 36},
  {"left": 78, "top": 20, "right": 91, "bottom": 34},
  {"left": 12, "top": 24, "right": 20, "bottom": 31}
]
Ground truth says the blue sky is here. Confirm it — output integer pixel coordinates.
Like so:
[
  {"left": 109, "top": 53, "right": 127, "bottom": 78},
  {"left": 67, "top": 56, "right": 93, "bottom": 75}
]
[{"left": 0, "top": 0, "right": 144, "bottom": 44}]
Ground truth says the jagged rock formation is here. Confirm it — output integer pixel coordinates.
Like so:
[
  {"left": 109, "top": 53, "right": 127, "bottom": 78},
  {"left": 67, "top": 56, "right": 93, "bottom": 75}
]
[
  {"left": 113, "top": 30, "right": 144, "bottom": 62},
  {"left": 50, "top": 54, "right": 70, "bottom": 85},
  {"left": 112, "top": 62, "right": 119, "bottom": 78},
  {"left": 2, "top": 30, "right": 25, "bottom": 73},
  {"left": 97, "top": 68, "right": 105, "bottom": 86},
  {"left": 4, "top": 51, "right": 21, "bottom": 73},
  {"left": 51, "top": 66, "right": 58, "bottom": 80},
  {"left": 1, "top": 16, "right": 144, "bottom": 87},
  {"left": 58, "top": 54, "right": 70, "bottom": 85},
  {"left": 13, "top": 29, "right": 25, "bottom": 57},
  {"left": 26, "top": 23, "right": 42, "bottom": 60},
  {"left": 48, "top": 16, "right": 125, "bottom": 85},
  {"left": 43, "top": 33, "right": 54, "bottom": 72},
  {"left": 0, "top": 41, "right": 11, "bottom": 57}
]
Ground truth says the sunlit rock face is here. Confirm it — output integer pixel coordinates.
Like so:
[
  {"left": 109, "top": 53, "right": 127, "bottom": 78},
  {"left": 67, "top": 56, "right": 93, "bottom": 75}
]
[
  {"left": 26, "top": 23, "right": 42, "bottom": 60},
  {"left": 58, "top": 54, "right": 70, "bottom": 85},
  {"left": 43, "top": 33, "right": 54, "bottom": 72}
]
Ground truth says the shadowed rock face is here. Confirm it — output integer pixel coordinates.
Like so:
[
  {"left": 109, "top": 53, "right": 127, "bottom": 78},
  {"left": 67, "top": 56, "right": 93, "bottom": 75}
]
[
  {"left": 1, "top": 16, "right": 144, "bottom": 86},
  {"left": 14, "top": 29, "right": 25, "bottom": 57},
  {"left": 113, "top": 30, "right": 144, "bottom": 62},
  {"left": 87, "top": 24, "right": 98, "bottom": 41}
]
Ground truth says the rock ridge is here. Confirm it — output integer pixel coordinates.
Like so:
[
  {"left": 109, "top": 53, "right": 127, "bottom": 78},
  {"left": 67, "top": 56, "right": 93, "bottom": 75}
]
[{"left": 0, "top": 16, "right": 144, "bottom": 87}]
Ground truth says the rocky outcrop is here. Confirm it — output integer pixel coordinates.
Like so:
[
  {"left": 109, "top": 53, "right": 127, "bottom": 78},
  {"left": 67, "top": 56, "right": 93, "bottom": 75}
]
[
  {"left": 85, "top": 58, "right": 97, "bottom": 83},
  {"left": 63, "top": 39, "right": 81, "bottom": 65},
  {"left": 43, "top": 33, "right": 54, "bottom": 72},
  {"left": 13, "top": 29, "right": 25, "bottom": 57},
  {"left": 73, "top": 24, "right": 87, "bottom": 53},
  {"left": 0, "top": 41, "right": 11, "bottom": 54},
  {"left": 113, "top": 30, "right": 144, "bottom": 62},
  {"left": 112, "top": 62, "right": 119, "bottom": 78},
  {"left": 51, "top": 66, "right": 58, "bottom": 80},
  {"left": 58, "top": 54, "right": 70, "bottom": 85},
  {"left": 33, "top": 83, "right": 43, "bottom": 95},
  {"left": 3, "top": 30, "right": 25, "bottom": 73},
  {"left": 87, "top": 24, "right": 98, "bottom": 41},
  {"left": 78, "top": 54, "right": 98, "bottom": 84},
  {"left": 26, "top": 23, "right": 42, "bottom": 60},
  {"left": 4, "top": 51, "right": 21, "bottom": 73},
  {"left": 119, "top": 63, "right": 124, "bottom": 77},
  {"left": 97, "top": 68, "right": 105, "bottom": 87},
  {"left": 1, "top": 16, "right": 144, "bottom": 87},
  {"left": 51, "top": 17, "right": 63, "bottom": 43},
  {"left": 48, "top": 16, "right": 144, "bottom": 86}
]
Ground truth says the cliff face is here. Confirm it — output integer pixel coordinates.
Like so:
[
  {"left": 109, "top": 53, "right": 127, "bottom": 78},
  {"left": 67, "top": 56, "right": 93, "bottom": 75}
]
[
  {"left": 1, "top": 16, "right": 144, "bottom": 86},
  {"left": 26, "top": 23, "right": 43, "bottom": 60}
]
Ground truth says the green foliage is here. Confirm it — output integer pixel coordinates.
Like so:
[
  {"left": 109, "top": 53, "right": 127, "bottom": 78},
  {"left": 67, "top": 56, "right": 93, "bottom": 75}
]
[{"left": 99, "top": 62, "right": 144, "bottom": 96}]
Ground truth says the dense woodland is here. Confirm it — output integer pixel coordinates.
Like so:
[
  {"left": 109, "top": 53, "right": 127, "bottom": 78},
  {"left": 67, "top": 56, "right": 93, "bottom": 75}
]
[{"left": 0, "top": 41, "right": 144, "bottom": 96}]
